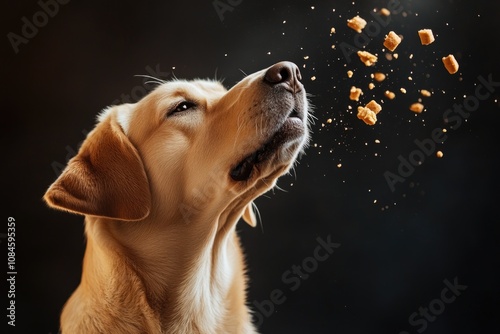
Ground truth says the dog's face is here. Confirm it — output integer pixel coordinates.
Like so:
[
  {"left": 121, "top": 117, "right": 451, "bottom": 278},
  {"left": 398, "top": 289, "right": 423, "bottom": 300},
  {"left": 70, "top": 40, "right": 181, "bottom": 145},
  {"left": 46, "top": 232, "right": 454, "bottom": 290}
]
[{"left": 45, "top": 62, "right": 310, "bottom": 227}]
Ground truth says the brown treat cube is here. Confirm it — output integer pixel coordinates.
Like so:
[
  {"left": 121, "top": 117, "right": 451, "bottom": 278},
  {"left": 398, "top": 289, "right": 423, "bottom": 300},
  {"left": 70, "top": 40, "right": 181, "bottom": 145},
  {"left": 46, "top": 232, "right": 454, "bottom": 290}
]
[
  {"left": 418, "top": 29, "right": 435, "bottom": 45},
  {"left": 347, "top": 15, "right": 367, "bottom": 33},
  {"left": 442, "top": 54, "right": 459, "bottom": 74},
  {"left": 384, "top": 31, "right": 401, "bottom": 52},
  {"left": 357, "top": 107, "right": 377, "bottom": 125},
  {"left": 357, "top": 51, "right": 378, "bottom": 66},
  {"left": 366, "top": 100, "right": 382, "bottom": 114},
  {"left": 349, "top": 86, "right": 363, "bottom": 101}
]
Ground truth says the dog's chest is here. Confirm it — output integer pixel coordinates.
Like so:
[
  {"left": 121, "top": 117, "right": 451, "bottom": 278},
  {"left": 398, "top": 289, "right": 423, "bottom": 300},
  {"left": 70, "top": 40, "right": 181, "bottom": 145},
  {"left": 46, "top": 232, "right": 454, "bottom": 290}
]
[{"left": 166, "top": 240, "right": 237, "bottom": 333}]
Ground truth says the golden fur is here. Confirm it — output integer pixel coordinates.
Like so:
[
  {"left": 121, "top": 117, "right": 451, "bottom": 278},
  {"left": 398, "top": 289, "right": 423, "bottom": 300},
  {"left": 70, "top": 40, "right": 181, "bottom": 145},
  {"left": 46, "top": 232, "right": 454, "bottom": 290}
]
[{"left": 44, "top": 62, "right": 309, "bottom": 333}]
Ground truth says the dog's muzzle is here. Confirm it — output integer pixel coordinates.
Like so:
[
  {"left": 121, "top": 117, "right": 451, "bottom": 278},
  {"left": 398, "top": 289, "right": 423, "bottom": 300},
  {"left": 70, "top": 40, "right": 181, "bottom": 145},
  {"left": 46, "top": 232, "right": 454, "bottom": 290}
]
[{"left": 230, "top": 62, "right": 308, "bottom": 182}]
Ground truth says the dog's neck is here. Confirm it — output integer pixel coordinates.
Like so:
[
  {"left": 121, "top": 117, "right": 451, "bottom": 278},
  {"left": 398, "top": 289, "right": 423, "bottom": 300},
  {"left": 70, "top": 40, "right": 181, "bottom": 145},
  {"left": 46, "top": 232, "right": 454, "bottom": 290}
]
[{"left": 81, "top": 204, "right": 251, "bottom": 333}]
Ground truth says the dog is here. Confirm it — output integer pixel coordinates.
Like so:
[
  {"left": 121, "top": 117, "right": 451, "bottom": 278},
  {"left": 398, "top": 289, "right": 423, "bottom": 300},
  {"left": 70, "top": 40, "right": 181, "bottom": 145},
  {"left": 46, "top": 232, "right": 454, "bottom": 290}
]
[{"left": 44, "top": 61, "right": 310, "bottom": 333}]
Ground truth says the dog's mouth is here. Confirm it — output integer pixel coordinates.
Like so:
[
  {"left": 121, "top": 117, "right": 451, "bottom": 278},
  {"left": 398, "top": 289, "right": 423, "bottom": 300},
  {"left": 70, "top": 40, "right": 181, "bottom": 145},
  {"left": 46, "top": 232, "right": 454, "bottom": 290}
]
[{"left": 230, "top": 108, "right": 305, "bottom": 182}]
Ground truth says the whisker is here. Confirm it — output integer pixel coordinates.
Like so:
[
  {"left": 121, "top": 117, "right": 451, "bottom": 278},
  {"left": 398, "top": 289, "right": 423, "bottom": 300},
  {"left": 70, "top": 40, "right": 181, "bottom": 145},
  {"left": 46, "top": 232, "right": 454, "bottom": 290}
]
[
  {"left": 214, "top": 67, "right": 219, "bottom": 81},
  {"left": 274, "top": 183, "right": 287, "bottom": 193},
  {"left": 263, "top": 179, "right": 275, "bottom": 193},
  {"left": 251, "top": 202, "right": 264, "bottom": 233},
  {"left": 143, "top": 80, "right": 163, "bottom": 86},
  {"left": 238, "top": 69, "right": 248, "bottom": 77},
  {"left": 134, "top": 74, "right": 167, "bottom": 85},
  {"left": 290, "top": 165, "right": 298, "bottom": 180}
]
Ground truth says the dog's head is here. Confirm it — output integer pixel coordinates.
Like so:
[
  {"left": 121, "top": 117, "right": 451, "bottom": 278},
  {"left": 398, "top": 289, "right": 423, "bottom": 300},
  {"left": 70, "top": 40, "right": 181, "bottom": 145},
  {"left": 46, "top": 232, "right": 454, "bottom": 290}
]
[{"left": 44, "top": 62, "right": 310, "bottom": 228}]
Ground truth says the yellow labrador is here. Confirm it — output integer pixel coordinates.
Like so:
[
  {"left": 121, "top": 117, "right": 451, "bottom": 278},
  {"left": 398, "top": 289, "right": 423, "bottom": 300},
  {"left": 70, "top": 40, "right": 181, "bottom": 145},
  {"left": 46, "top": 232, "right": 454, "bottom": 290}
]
[{"left": 44, "top": 61, "right": 310, "bottom": 334}]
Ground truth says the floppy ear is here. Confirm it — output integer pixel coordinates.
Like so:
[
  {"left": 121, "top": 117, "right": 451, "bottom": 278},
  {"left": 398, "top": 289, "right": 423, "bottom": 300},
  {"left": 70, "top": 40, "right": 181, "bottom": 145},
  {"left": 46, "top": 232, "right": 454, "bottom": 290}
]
[
  {"left": 242, "top": 202, "right": 257, "bottom": 227},
  {"left": 44, "top": 112, "right": 151, "bottom": 221}
]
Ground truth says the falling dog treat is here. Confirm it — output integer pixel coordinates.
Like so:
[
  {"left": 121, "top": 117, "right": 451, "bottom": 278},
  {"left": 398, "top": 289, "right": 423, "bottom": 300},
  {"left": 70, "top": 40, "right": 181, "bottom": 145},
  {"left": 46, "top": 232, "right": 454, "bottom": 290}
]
[
  {"left": 410, "top": 102, "right": 424, "bottom": 113},
  {"left": 442, "top": 54, "right": 459, "bottom": 74},
  {"left": 357, "top": 50, "right": 378, "bottom": 66},
  {"left": 366, "top": 100, "right": 382, "bottom": 114},
  {"left": 436, "top": 151, "right": 444, "bottom": 158},
  {"left": 379, "top": 8, "right": 391, "bottom": 16},
  {"left": 420, "top": 89, "right": 432, "bottom": 97},
  {"left": 357, "top": 107, "right": 377, "bottom": 125},
  {"left": 347, "top": 15, "right": 367, "bottom": 33},
  {"left": 383, "top": 31, "right": 402, "bottom": 52},
  {"left": 357, "top": 100, "right": 382, "bottom": 125},
  {"left": 418, "top": 29, "right": 435, "bottom": 45},
  {"left": 349, "top": 86, "right": 363, "bottom": 101},
  {"left": 385, "top": 90, "right": 396, "bottom": 100},
  {"left": 374, "top": 72, "right": 386, "bottom": 82}
]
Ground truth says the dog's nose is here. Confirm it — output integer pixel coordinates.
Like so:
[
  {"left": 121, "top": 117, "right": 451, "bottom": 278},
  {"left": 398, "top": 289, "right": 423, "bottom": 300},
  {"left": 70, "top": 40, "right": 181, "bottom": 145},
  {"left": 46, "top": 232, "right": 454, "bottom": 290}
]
[{"left": 264, "top": 61, "right": 303, "bottom": 93}]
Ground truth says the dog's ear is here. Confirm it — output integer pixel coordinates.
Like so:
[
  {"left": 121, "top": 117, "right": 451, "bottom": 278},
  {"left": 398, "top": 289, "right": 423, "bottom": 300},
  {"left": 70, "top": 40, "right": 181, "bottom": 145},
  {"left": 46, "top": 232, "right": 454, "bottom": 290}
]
[
  {"left": 242, "top": 202, "right": 257, "bottom": 227},
  {"left": 44, "top": 111, "right": 151, "bottom": 221}
]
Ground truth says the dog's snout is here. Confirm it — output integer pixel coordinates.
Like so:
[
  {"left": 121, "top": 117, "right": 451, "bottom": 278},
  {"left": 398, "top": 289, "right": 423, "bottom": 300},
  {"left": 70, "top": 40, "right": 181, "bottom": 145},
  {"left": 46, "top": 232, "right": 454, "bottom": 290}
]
[{"left": 264, "top": 61, "right": 303, "bottom": 93}]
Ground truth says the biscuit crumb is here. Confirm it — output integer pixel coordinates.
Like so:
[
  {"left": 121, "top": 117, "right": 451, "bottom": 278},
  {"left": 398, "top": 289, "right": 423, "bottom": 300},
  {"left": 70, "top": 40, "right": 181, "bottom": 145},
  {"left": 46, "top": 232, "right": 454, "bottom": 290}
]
[
  {"left": 347, "top": 15, "right": 367, "bottom": 33},
  {"left": 374, "top": 72, "right": 386, "bottom": 82},
  {"left": 384, "top": 31, "right": 402, "bottom": 52},
  {"left": 379, "top": 8, "right": 391, "bottom": 16},
  {"left": 436, "top": 151, "right": 444, "bottom": 158},
  {"left": 366, "top": 100, "right": 382, "bottom": 114},
  {"left": 410, "top": 102, "right": 424, "bottom": 113},
  {"left": 442, "top": 54, "right": 459, "bottom": 74},
  {"left": 400, "top": 88, "right": 407, "bottom": 94},
  {"left": 330, "top": 27, "right": 336, "bottom": 34},
  {"left": 357, "top": 50, "right": 378, "bottom": 66},
  {"left": 357, "top": 106, "right": 377, "bottom": 125},
  {"left": 385, "top": 90, "right": 396, "bottom": 99},
  {"left": 326, "top": 118, "right": 332, "bottom": 124},
  {"left": 349, "top": 86, "right": 363, "bottom": 101},
  {"left": 357, "top": 100, "right": 382, "bottom": 126},
  {"left": 420, "top": 89, "right": 432, "bottom": 97},
  {"left": 347, "top": 70, "right": 353, "bottom": 78},
  {"left": 368, "top": 82, "right": 375, "bottom": 90},
  {"left": 418, "top": 29, "right": 435, "bottom": 45}
]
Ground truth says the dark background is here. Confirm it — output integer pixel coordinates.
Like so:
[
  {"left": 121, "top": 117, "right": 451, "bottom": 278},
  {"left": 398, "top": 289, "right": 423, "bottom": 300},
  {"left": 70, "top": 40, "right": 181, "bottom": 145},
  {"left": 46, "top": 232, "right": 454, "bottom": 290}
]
[{"left": 2, "top": 0, "right": 500, "bottom": 333}]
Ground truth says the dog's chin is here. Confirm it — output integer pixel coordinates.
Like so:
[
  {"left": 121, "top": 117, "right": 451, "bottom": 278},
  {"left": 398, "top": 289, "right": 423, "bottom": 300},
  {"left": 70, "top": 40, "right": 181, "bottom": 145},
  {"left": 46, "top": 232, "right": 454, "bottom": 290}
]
[{"left": 230, "top": 112, "right": 306, "bottom": 183}]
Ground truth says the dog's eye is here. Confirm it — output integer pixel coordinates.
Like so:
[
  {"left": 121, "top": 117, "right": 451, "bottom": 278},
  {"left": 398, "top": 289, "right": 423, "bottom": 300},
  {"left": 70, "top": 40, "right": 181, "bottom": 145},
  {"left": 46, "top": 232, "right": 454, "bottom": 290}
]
[{"left": 169, "top": 101, "right": 196, "bottom": 116}]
